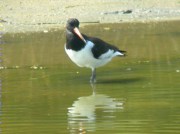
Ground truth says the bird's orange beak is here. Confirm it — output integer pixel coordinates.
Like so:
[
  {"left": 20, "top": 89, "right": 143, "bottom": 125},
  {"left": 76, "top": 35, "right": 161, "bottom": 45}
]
[{"left": 73, "top": 27, "right": 86, "bottom": 43}]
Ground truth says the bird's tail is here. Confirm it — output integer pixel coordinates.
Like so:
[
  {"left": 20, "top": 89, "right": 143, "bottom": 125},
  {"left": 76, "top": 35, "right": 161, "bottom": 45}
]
[{"left": 118, "top": 50, "right": 127, "bottom": 57}]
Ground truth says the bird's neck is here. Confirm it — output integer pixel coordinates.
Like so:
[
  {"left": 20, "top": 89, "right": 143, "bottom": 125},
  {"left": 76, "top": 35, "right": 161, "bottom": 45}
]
[{"left": 66, "top": 30, "right": 85, "bottom": 51}]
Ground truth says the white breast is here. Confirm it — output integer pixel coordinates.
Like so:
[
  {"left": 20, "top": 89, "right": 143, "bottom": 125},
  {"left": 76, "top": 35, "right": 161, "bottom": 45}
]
[{"left": 65, "top": 41, "right": 117, "bottom": 69}]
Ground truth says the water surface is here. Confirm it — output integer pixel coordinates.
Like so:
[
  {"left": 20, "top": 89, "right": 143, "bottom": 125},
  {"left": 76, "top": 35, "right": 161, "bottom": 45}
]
[{"left": 1, "top": 21, "right": 180, "bottom": 133}]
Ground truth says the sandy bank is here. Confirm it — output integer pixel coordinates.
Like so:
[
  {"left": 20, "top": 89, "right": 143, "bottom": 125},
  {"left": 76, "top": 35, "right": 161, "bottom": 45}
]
[{"left": 0, "top": 0, "right": 180, "bottom": 33}]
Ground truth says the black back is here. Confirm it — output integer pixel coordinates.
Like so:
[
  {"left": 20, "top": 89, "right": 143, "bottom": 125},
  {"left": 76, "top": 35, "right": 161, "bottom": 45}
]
[{"left": 83, "top": 34, "right": 126, "bottom": 59}]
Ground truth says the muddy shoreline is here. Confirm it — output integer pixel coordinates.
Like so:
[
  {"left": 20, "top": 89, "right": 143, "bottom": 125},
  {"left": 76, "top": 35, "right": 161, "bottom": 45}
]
[{"left": 1, "top": 0, "right": 180, "bottom": 33}]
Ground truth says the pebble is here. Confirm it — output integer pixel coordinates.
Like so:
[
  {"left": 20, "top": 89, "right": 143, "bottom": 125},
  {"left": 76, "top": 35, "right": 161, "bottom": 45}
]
[
  {"left": 30, "top": 65, "right": 38, "bottom": 69},
  {"left": 176, "top": 70, "right": 180, "bottom": 73},
  {"left": 43, "top": 30, "right": 48, "bottom": 33},
  {"left": 122, "top": 10, "right": 133, "bottom": 14},
  {"left": 13, "top": 66, "right": 19, "bottom": 69},
  {"left": 126, "top": 68, "right": 132, "bottom": 71},
  {"left": 0, "top": 66, "right": 7, "bottom": 69},
  {"left": 0, "top": 66, "right": 4, "bottom": 69},
  {"left": 103, "top": 27, "right": 110, "bottom": 30},
  {"left": 30, "top": 65, "right": 45, "bottom": 70}
]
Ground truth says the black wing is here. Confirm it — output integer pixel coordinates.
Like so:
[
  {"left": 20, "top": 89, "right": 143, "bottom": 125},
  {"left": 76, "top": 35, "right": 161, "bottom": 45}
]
[{"left": 83, "top": 34, "right": 126, "bottom": 59}]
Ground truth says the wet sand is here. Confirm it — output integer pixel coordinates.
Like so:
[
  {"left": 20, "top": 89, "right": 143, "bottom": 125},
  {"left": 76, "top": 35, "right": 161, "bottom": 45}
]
[{"left": 0, "top": 0, "right": 180, "bottom": 33}]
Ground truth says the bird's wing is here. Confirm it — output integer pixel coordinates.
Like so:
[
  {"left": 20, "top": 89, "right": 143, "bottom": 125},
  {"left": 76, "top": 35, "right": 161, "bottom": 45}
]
[{"left": 82, "top": 34, "right": 126, "bottom": 59}]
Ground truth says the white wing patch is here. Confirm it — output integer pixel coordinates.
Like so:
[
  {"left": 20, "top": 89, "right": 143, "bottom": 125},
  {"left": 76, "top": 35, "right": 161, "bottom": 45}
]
[
  {"left": 99, "top": 49, "right": 123, "bottom": 59},
  {"left": 99, "top": 49, "right": 115, "bottom": 59}
]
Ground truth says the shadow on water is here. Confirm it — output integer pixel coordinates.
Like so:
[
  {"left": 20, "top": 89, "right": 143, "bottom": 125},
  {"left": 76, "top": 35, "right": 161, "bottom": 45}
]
[
  {"left": 67, "top": 83, "right": 124, "bottom": 133},
  {"left": 98, "top": 77, "right": 143, "bottom": 84}
]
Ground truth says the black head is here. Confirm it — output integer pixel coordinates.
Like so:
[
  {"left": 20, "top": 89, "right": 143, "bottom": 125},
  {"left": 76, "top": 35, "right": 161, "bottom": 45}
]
[
  {"left": 66, "top": 18, "right": 86, "bottom": 43},
  {"left": 66, "top": 18, "right": 80, "bottom": 31}
]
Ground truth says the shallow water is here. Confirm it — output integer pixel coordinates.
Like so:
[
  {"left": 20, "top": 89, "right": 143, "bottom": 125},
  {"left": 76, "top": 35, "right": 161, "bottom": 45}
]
[{"left": 1, "top": 21, "right": 180, "bottom": 134}]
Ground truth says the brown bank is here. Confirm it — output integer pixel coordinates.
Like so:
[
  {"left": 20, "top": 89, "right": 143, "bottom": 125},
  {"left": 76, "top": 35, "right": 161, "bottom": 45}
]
[{"left": 1, "top": 0, "right": 180, "bottom": 33}]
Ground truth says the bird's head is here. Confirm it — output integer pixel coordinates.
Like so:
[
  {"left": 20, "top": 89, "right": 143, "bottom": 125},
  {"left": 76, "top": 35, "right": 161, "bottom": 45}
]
[
  {"left": 66, "top": 18, "right": 79, "bottom": 30},
  {"left": 66, "top": 18, "right": 86, "bottom": 43}
]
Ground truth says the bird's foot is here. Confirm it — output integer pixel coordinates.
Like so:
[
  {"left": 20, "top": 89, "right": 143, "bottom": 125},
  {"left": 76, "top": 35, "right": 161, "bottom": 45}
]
[
  {"left": 90, "top": 68, "right": 96, "bottom": 83},
  {"left": 90, "top": 76, "right": 96, "bottom": 84}
]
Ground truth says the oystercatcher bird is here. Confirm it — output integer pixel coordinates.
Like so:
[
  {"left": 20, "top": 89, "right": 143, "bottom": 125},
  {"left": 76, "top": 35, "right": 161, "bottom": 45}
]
[{"left": 65, "top": 18, "right": 126, "bottom": 83}]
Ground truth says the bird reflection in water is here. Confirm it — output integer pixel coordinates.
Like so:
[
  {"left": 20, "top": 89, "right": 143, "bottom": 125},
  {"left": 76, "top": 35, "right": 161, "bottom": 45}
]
[{"left": 67, "top": 84, "right": 124, "bottom": 133}]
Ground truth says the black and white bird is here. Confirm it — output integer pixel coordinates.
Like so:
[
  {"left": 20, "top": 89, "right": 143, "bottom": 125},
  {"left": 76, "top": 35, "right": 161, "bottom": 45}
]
[{"left": 65, "top": 18, "right": 126, "bottom": 83}]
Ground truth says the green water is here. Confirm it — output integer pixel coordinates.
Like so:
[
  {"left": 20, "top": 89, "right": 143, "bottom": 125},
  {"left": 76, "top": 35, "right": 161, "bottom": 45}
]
[{"left": 1, "top": 21, "right": 180, "bottom": 133}]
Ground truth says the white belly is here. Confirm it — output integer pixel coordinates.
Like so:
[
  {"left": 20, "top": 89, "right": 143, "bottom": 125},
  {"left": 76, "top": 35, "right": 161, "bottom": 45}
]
[{"left": 65, "top": 41, "right": 112, "bottom": 69}]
